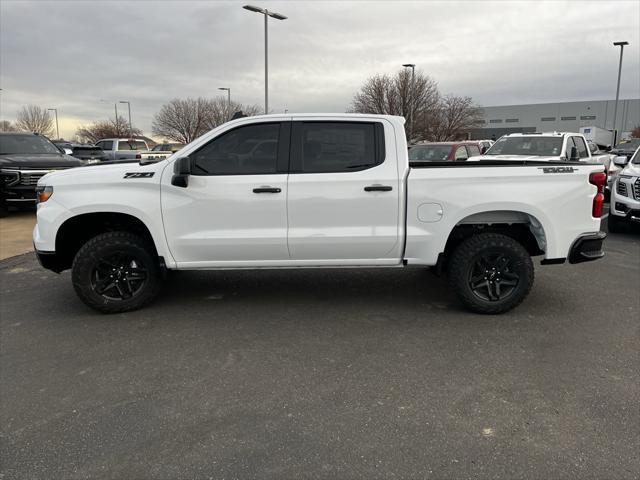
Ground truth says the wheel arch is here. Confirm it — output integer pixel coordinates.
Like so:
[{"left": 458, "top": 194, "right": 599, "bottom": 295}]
[
  {"left": 54, "top": 212, "right": 161, "bottom": 272},
  {"left": 438, "top": 210, "right": 548, "bottom": 271}
]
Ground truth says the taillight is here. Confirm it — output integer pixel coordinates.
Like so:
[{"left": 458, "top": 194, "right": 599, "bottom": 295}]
[
  {"left": 135, "top": 153, "right": 142, "bottom": 159},
  {"left": 589, "top": 171, "right": 607, "bottom": 218}
]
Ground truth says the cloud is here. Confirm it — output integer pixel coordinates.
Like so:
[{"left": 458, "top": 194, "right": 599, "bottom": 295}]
[{"left": 1, "top": 0, "right": 638, "bottom": 139}]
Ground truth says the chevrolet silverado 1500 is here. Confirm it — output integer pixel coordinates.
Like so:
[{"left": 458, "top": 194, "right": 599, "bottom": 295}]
[{"left": 34, "top": 114, "right": 607, "bottom": 314}]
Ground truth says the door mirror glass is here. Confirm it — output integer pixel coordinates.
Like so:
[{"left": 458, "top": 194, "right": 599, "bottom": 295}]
[{"left": 172, "top": 156, "right": 191, "bottom": 187}]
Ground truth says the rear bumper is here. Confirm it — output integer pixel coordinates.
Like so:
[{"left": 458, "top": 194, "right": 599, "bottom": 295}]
[{"left": 568, "top": 231, "right": 606, "bottom": 264}]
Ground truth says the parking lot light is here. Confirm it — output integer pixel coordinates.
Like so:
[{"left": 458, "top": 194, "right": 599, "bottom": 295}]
[
  {"left": 402, "top": 64, "right": 416, "bottom": 143},
  {"left": 243, "top": 4, "right": 287, "bottom": 114},
  {"left": 119, "top": 101, "right": 133, "bottom": 138},
  {"left": 47, "top": 108, "right": 59, "bottom": 140},
  {"left": 218, "top": 87, "right": 231, "bottom": 108},
  {"left": 611, "top": 41, "right": 629, "bottom": 147}
]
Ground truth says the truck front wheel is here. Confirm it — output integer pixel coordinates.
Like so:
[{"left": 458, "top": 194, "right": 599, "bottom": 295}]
[
  {"left": 448, "top": 233, "right": 534, "bottom": 314},
  {"left": 71, "top": 232, "right": 162, "bottom": 313}
]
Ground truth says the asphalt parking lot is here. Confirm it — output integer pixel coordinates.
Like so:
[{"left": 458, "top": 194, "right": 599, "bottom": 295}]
[{"left": 1, "top": 224, "right": 639, "bottom": 479}]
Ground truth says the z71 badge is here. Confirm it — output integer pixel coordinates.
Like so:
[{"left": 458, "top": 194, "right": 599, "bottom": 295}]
[
  {"left": 538, "top": 166, "right": 575, "bottom": 174},
  {"left": 123, "top": 172, "right": 155, "bottom": 179}
]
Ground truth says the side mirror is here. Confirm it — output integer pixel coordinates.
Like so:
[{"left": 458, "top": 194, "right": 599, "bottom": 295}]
[
  {"left": 569, "top": 146, "right": 579, "bottom": 161},
  {"left": 171, "top": 157, "right": 191, "bottom": 188},
  {"left": 613, "top": 155, "right": 629, "bottom": 167}
]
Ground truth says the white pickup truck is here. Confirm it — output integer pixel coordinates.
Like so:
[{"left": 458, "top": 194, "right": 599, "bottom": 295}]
[
  {"left": 34, "top": 114, "right": 607, "bottom": 315},
  {"left": 94, "top": 138, "right": 172, "bottom": 163}
]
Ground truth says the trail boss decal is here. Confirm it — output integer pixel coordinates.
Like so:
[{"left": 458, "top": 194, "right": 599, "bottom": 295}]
[
  {"left": 123, "top": 172, "right": 155, "bottom": 179},
  {"left": 538, "top": 166, "right": 576, "bottom": 174}
]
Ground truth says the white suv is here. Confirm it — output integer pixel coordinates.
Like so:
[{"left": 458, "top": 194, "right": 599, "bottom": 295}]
[{"left": 608, "top": 147, "right": 640, "bottom": 232}]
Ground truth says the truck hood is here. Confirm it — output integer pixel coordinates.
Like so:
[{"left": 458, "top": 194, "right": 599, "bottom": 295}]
[
  {"left": 621, "top": 162, "right": 640, "bottom": 176},
  {"left": 0, "top": 153, "right": 84, "bottom": 169},
  {"left": 38, "top": 159, "right": 166, "bottom": 185},
  {"left": 468, "top": 154, "right": 562, "bottom": 162}
]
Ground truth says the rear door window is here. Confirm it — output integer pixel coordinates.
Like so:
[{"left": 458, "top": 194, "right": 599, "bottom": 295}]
[{"left": 291, "top": 122, "right": 384, "bottom": 173}]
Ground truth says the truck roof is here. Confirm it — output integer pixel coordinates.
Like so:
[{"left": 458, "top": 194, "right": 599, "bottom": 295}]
[{"left": 502, "top": 132, "right": 581, "bottom": 138}]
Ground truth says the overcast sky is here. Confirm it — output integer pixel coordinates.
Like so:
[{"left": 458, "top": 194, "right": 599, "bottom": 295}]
[{"left": 1, "top": 0, "right": 639, "bottom": 139}]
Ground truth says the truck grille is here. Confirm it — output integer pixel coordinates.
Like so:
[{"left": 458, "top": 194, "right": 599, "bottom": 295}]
[
  {"left": 19, "top": 172, "right": 47, "bottom": 186},
  {"left": 635, "top": 179, "right": 640, "bottom": 200},
  {"left": 617, "top": 180, "right": 628, "bottom": 197}
]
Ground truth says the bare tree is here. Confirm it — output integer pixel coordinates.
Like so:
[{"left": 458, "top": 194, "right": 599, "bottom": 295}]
[
  {"left": 75, "top": 116, "right": 142, "bottom": 144},
  {"left": 152, "top": 97, "right": 262, "bottom": 143},
  {"left": 16, "top": 105, "right": 54, "bottom": 136},
  {"left": 349, "top": 69, "right": 439, "bottom": 141},
  {"left": 0, "top": 120, "right": 19, "bottom": 132},
  {"left": 428, "top": 95, "right": 483, "bottom": 141}
]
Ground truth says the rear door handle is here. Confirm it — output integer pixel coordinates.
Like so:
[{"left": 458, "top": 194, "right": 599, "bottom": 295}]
[
  {"left": 253, "top": 187, "right": 281, "bottom": 193},
  {"left": 364, "top": 185, "right": 392, "bottom": 192}
]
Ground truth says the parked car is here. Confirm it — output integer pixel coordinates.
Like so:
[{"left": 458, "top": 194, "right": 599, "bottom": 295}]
[
  {"left": 408, "top": 142, "right": 482, "bottom": 162},
  {"left": 610, "top": 138, "right": 640, "bottom": 161},
  {"left": 608, "top": 147, "right": 640, "bottom": 232},
  {"left": 152, "top": 143, "right": 185, "bottom": 154},
  {"left": 477, "top": 140, "right": 494, "bottom": 154},
  {"left": 472, "top": 132, "right": 612, "bottom": 165},
  {"left": 34, "top": 114, "right": 606, "bottom": 315},
  {"left": 587, "top": 140, "right": 618, "bottom": 195},
  {"left": 94, "top": 138, "right": 172, "bottom": 162},
  {"left": 68, "top": 145, "right": 108, "bottom": 164},
  {"left": 0, "top": 133, "right": 83, "bottom": 216}
]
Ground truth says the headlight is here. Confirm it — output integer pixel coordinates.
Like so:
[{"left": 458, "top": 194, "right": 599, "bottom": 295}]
[
  {"left": 0, "top": 168, "right": 20, "bottom": 187},
  {"left": 36, "top": 185, "right": 54, "bottom": 203}
]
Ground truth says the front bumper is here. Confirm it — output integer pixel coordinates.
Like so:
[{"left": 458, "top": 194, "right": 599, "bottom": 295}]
[
  {"left": 35, "top": 249, "right": 65, "bottom": 273},
  {"left": 568, "top": 231, "right": 606, "bottom": 264}
]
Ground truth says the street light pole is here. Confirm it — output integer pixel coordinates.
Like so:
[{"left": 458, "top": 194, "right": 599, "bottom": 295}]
[
  {"left": 218, "top": 87, "right": 231, "bottom": 108},
  {"left": 243, "top": 5, "right": 287, "bottom": 114},
  {"left": 611, "top": 41, "right": 629, "bottom": 147},
  {"left": 119, "top": 101, "right": 132, "bottom": 138},
  {"left": 402, "top": 63, "right": 416, "bottom": 143},
  {"left": 47, "top": 108, "right": 59, "bottom": 140}
]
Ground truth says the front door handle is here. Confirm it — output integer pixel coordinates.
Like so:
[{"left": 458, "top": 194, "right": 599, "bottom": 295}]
[
  {"left": 364, "top": 185, "right": 392, "bottom": 192},
  {"left": 253, "top": 186, "right": 281, "bottom": 193}
]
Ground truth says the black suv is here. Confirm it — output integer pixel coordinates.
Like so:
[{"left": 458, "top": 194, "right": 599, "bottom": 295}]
[{"left": 0, "top": 133, "right": 84, "bottom": 216}]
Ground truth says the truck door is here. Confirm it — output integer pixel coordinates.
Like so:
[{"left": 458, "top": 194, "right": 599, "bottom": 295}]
[
  {"left": 161, "top": 122, "right": 290, "bottom": 266},
  {"left": 286, "top": 120, "right": 401, "bottom": 262}
]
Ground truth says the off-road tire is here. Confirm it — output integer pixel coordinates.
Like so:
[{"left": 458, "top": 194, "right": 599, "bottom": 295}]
[
  {"left": 72, "top": 232, "right": 162, "bottom": 313},
  {"left": 448, "top": 233, "right": 534, "bottom": 315}
]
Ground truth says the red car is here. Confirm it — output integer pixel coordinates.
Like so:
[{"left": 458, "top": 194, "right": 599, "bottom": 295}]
[{"left": 408, "top": 142, "right": 483, "bottom": 162}]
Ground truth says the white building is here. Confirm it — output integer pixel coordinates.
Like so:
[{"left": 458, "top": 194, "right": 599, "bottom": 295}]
[{"left": 470, "top": 99, "right": 639, "bottom": 141}]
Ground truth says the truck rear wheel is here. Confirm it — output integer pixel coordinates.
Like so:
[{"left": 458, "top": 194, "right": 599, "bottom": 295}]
[
  {"left": 71, "top": 232, "right": 162, "bottom": 313},
  {"left": 448, "top": 233, "right": 534, "bottom": 314}
]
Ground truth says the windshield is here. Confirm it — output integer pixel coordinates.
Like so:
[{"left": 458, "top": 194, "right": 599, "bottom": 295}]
[
  {"left": 485, "top": 136, "right": 563, "bottom": 156},
  {"left": 408, "top": 145, "right": 453, "bottom": 161},
  {"left": 0, "top": 134, "right": 61, "bottom": 155},
  {"left": 615, "top": 139, "right": 640, "bottom": 150},
  {"left": 631, "top": 148, "right": 640, "bottom": 165}
]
